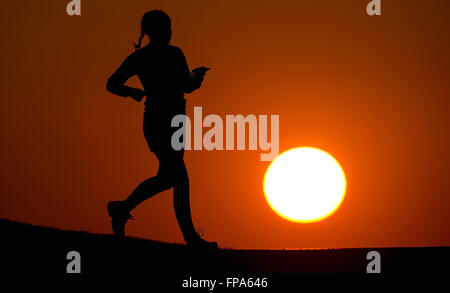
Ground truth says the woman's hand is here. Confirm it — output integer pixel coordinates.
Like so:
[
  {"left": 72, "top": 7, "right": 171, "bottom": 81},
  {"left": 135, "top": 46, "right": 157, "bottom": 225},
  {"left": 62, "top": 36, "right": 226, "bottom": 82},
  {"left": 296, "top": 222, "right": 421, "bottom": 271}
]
[
  {"left": 184, "top": 67, "right": 210, "bottom": 93},
  {"left": 129, "top": 88, "right": 146, "bottom": 102},
  {"left": 192, "top": 66, "right": 210, "bottom": 79}
]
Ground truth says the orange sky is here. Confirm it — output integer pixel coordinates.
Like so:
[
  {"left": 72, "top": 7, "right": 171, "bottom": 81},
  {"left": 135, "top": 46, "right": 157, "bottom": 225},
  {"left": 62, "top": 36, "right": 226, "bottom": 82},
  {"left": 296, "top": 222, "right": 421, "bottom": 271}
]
[{"left": 1, "top": 0, "right": 449, "bottom": 249}]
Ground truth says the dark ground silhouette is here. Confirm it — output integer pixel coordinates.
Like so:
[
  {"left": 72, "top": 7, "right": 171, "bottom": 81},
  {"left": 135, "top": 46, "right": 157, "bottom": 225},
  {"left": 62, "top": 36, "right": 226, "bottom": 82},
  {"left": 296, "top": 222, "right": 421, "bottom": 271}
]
[{"left": 2, "top": 219, "right": 449, "bottom": 285}]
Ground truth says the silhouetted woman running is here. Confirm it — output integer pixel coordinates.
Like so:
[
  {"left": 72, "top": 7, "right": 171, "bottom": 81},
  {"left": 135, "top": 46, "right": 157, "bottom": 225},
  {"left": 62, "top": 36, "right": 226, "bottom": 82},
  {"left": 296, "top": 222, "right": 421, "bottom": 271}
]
[{"left": 106, "top": 10, "right": 217, "bottom": 249}]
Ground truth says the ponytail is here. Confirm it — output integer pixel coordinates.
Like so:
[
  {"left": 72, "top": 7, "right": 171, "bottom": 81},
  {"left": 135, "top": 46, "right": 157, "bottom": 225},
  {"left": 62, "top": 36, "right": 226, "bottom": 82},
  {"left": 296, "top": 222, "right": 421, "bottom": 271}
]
[{"left": 133, "top": 29, "right": 145, "bottom": 50}]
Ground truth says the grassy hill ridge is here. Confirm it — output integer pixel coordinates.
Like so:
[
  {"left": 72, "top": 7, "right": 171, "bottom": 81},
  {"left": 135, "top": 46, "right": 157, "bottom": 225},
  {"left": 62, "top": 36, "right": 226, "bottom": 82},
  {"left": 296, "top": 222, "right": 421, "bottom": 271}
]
[{"left": 1, "top": 219, "right": 449, "bottom": 285}]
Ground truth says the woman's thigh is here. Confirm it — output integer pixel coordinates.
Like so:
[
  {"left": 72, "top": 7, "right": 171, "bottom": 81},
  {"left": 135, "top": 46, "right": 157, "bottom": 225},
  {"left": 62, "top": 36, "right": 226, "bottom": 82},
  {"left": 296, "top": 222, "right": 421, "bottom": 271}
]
[{"left": 143, "top": 111, "right": 186, "bottom": 154}]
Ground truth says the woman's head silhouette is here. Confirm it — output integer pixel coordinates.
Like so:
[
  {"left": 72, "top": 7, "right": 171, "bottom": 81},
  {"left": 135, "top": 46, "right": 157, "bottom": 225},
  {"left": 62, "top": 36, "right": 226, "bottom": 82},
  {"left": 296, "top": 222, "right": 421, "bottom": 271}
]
[{"left": 135, "top": 10, "right": 172, "bottom": 50}]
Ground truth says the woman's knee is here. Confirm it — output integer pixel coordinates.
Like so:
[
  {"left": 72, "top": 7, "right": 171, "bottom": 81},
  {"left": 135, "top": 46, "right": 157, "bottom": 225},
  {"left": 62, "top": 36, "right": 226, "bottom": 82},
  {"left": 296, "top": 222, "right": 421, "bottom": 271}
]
[
  {"left": 158, "top": 167, "right": 187, "bottom": 189},
  {"left": 156, "top": 173, "right": 174, "bottom": 190}
]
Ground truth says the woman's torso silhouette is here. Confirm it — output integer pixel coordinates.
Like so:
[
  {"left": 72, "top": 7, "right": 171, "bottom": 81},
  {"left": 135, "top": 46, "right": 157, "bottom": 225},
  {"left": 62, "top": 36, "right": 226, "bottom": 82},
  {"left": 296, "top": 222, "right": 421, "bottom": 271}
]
[
  {"left": 131, "top": 45, "right": 189, "bottom": 110},
  {"left": 109, "top": 44, "right": 195, "bottom": 153}
]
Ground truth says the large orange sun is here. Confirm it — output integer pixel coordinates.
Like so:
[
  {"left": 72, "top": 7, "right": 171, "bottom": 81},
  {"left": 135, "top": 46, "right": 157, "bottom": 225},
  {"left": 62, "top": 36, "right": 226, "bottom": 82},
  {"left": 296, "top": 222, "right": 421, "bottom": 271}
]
[{"left": 263, "top": 147, "right": 347, "bottom": 223}]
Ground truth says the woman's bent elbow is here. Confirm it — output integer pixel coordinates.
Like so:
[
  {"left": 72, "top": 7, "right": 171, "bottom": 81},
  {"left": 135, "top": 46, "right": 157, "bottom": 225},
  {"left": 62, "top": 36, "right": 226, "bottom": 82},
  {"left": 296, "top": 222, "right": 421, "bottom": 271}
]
[{"left": 106, "top": 78, "right": 115, "bottom": 93}]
